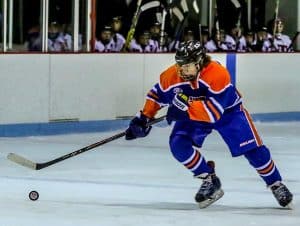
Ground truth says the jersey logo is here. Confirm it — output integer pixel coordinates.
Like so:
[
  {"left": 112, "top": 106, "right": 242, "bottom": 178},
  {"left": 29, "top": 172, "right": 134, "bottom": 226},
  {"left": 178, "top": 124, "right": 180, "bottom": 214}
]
[
  {"left": 240, "top": 139, "right": 255, "bottom": 147},
  {"left": 173, "top": 88, "right": 183, "bottom": 94},
  {"left": 189, "top": 96, "right": 206, "bottom": 101}
]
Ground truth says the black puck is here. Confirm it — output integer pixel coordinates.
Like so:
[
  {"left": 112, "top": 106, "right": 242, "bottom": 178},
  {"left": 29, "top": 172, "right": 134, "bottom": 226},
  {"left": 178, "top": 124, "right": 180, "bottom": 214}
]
[{"left": 29, "top": 190, "right": 39, "bottom": 201}]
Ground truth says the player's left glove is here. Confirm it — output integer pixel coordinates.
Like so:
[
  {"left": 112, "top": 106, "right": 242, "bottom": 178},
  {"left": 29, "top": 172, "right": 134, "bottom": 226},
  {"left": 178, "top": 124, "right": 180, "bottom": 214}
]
[
  {"left": 166, "top": 93, "right": 190, "bottom": 125},
  {"left": 125, "top": 112, "right": 152, "bottom": 140}
]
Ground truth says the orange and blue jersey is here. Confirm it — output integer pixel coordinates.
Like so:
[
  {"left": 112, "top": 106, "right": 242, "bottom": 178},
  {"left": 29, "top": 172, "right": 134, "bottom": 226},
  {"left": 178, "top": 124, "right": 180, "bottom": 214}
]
[
  {"left": 147, "top": 61, "right": 282, "bottom": 186},
  {"left": 142, "top": 61, "right": 242, "bottom": 123}
]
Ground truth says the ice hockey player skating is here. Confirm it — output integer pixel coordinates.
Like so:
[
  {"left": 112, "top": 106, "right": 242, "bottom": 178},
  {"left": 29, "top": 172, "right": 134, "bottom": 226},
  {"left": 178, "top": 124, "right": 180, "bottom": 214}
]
[{"left": 125, "top": 40, "right": 293, "bottom": 209}]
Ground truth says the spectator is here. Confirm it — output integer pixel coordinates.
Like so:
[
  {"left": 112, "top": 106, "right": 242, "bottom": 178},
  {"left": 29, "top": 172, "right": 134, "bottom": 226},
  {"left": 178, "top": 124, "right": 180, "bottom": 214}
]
[
  {"left": 95, "top": 25, "right": 116, "bottom": 52},
  {"left": 270, "top": 18, "right": 293, "bottom": 52},
  {"left": 199, "top": 26, "right": 210, "bottom": 47},
  {"left": 129, "top": 30, "right": 157, "bottom": 52},
  {"left": 149, "top": 22, "right": 161, "bottom": 49},
  {"left": 205, "top": 29, "right": 228, "bottom": 52},
  {"left": 241, "top": 30, "right": 257, "bottom": 52},
  {"left": 62, "top": 24, "right": 83, "bottom": 51},
  {"left": 225, "top": 26, "right": 244, "bottom": 51},
  {"left": 25, "top": 25, "right": 42, "bottom": 51},
  {"left": 110, "top": 16, "right": 126, "bottom": 52},
  {"left": 255, "top": 26, "right": 272, "bottom": 52},
  {"left": 48, "top": 22, "right": 67, "bottom": 52}
]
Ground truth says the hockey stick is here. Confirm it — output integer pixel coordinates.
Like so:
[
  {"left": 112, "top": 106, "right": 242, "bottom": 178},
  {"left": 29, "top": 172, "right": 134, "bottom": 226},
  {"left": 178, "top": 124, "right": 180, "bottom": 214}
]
[
  {"left": 123, "top": 0, "right": 143, "bottom": 51},
  {"left": 159, "top": 8, "right": 167, "bottom": 51},
  {"left": 170, "top": 8, "right": 188, "bottom": 51},
  {"left": 123, "top": 0, "right": 161, "bottom": 51},
  {"left": 272, "top": 0, "right": 280, "bottom": 37},
  {"left": 7, "top": 115, "right": 166, "bottom": 170}
]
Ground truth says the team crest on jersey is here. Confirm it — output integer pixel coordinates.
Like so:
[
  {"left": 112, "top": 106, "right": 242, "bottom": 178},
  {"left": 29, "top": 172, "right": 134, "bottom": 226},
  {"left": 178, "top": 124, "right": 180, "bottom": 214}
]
[{"left": 173, "top": 88, "right": 183, "bottom": 94}]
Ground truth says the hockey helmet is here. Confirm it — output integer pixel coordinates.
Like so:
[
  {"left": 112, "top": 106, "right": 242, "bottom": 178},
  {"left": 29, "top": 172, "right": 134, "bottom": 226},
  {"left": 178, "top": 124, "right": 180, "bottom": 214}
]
[
  {"left": 175, "top": 40, "right": 207, "bottom": 81},
  {"left": 175, "top": 40, "right": 206, "bottom": 66}
]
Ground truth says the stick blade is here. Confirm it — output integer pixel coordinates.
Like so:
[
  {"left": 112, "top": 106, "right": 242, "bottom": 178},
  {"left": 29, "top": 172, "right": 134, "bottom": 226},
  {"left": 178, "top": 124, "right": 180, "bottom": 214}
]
[{"left": 7, "top": 153, "right": 37, "bottom": 170}]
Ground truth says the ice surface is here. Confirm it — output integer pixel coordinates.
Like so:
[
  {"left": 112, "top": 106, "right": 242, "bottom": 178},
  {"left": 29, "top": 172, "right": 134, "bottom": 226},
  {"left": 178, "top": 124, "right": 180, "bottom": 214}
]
[{"left": 0, "top": 122, "right": 299, "bottom": 226}]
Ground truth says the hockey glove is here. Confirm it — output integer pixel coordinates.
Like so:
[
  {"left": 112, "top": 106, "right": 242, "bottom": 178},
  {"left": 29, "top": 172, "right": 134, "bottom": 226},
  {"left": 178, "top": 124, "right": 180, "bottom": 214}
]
[
  {"left": 166, "top": 93, "right": 189, "bottom": 125},
  {"left": 125, "top": 112, "right": 152, "bottom": 140}
]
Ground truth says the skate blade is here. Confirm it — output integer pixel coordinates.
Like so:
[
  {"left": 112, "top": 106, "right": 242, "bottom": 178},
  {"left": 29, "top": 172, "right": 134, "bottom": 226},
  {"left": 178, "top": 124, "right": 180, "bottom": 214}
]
[
  {"left": 198, "top": 189, "right": 224, "bottom": 209},
  {"left": 285, "top": 202, "right": 294, "bottom": 210}
]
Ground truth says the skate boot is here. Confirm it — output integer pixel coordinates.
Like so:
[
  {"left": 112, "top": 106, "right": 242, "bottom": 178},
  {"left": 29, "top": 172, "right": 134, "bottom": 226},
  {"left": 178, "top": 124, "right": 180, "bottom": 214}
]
[
  {"left": 270, "top": 181, "right": 293, "bottom": 208},
  {"left": 194, "top": 161, "right": 224, "bottom": 208}
]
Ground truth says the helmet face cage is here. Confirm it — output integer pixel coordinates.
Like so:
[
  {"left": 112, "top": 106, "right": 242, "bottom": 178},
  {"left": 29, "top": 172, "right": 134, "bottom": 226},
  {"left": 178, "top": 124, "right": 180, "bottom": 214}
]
[{"left": 175, "top": 40, "right": 206, "bottom": 66}]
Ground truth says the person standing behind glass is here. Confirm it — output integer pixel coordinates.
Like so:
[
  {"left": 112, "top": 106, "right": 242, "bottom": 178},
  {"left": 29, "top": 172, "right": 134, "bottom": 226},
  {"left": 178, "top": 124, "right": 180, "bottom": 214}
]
[
  {"left": 205, "top": 29, "right": 228, "bottom": 52},
  {"left": 95, "top": 25, "right": 116, "bottom": 52},
  {"left": 62, "top": 24, "right": 83, "bottom": 51},
  {"left": 25, "top": 25, "right": 42, "bottom": 51},
  {"left": 129, "top": 30, "right": 157, "bottom": 53},
  {"left": 255, "top": 26, "right": 272, "bottom": 52},
  {"left": 48, "top": 22, "right": 67, "bottom": 52},
  {"left": 270, "top": 18, "right": 293, "bottom": 52},
  {"left": 110, "top": 16, "right": 126, "bottom": 52}
]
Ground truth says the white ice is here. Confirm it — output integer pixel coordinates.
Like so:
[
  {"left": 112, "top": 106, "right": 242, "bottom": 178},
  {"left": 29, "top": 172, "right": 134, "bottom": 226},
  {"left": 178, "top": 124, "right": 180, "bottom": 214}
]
[{"left": 0, "top": 122, "right": 299, "bottom": 226}]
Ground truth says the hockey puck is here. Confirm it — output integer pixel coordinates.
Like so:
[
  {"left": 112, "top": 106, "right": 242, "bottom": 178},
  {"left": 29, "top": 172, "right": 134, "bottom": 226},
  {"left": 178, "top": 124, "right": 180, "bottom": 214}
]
[{"left": 29, "top": 190, "right": 39, "bottom": 201}]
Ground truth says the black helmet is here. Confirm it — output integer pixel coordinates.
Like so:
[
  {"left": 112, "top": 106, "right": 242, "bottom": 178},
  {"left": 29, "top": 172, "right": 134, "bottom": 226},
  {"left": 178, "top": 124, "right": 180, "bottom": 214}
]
[{"left": 175, "top": 40, "right": 206, "bottom": 66}]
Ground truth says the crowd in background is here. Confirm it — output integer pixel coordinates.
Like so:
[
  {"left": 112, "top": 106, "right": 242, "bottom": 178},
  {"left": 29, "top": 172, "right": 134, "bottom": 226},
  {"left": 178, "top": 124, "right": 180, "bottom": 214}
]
[
  {"left": 23, "top": 0, "right": 297, "bottom": 53},
  {"left": 91, "top": 16, "right": 294, "bottom": 53}
]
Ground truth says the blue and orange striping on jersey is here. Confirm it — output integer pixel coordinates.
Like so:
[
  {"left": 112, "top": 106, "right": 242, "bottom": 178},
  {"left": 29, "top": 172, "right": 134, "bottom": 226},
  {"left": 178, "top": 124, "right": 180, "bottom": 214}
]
[
  {"left": 143, "top": 99, "right": 161, "bottom": 119},
  {"left": 147, "top": 90, "right": 159, "bottom": 100},
  {"left": 142, "top": 61, "right": 242, "bottom": 123},
  {"left": 206, "top": 100, "right": 222, "bottom": 120},
  {"left": 241, "top": 105, "right": 263, "bottom": 147}
]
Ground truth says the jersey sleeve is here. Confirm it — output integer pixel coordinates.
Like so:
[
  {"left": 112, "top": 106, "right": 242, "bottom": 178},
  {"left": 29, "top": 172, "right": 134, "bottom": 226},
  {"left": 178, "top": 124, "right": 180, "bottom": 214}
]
[
  {"left": 142, "top": 65, "right": 178, "bottom": 118},
  {"left": 142, "top": 84, "right": 167, "bottom": 118}
]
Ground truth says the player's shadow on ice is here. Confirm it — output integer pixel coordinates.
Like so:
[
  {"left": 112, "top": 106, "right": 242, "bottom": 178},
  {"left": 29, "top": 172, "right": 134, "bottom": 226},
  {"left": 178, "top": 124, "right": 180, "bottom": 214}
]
[
  {"left": 205, "top": 204, "right": 295, "bottom": 215},
  {"left": 105, "top": 202, "right": 199, "bottom": 210},
  {"left": 105, "top": 202, "right": 296, "bottom": 213}
]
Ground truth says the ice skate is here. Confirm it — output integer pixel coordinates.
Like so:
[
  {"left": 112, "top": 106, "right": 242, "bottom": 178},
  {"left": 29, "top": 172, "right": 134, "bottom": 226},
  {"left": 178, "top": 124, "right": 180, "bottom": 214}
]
[
  {"left": 195, "top": 161, "right": 224, "bottom": 208},
  {"left": 270, "top": 181, "right": 293, "bottom": 209}
]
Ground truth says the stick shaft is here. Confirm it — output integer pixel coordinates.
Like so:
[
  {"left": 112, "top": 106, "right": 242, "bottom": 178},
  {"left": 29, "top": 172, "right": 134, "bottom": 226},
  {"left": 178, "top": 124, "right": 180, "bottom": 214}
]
[
  {"left": 8, "top": 115, "right": 165, "bottom": 170},
  {"left": 123, "top": 0, "right": 143, "bottom": 51},
  {"left": 273, "top": 0, "right": 280, "bottom": 36}
]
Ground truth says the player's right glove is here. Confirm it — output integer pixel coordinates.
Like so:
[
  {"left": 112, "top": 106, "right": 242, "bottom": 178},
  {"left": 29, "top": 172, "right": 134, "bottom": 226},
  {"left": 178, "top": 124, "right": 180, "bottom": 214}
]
[
  {"left": 125, "top": 112, "right": 152, "bottom": 140},
  {"left": 166, "top": 93, "right": 189, "bottom": 125}
]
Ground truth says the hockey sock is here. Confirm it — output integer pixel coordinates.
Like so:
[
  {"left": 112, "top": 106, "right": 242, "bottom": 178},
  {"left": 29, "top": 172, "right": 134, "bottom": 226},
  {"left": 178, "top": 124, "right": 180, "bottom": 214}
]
[
  {"left": 244, "top": 145, "right": 282, "bottom": 186},
  {"left": 169, "top": 134, "right": 213, "bottom": 177}
]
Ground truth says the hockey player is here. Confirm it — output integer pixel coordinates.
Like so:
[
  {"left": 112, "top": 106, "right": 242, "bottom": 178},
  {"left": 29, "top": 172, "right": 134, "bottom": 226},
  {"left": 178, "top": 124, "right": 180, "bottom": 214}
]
[
  {"left": 48, "top": 22, "right": 67, "bottom": 52},
  {"left": 111, "top": 16, "right": 126, "bottom": 52},
  {"left": 256, "top": 26, "right": 272, "bottom": 52},
  {"left": 205, "top": 29, "right": 228, "bottom": 52},
  {"left": 129, "top": 30, "right": 157, "bottom": 53},
  {"left": 95, "top": 26, "right": 116, "bottom": 52},
  {"left": 125, "top": 40, "right": 293, "bottom": 208},
  {"left": 270, "top": 18, "right": 293, "bottom": 52}
]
